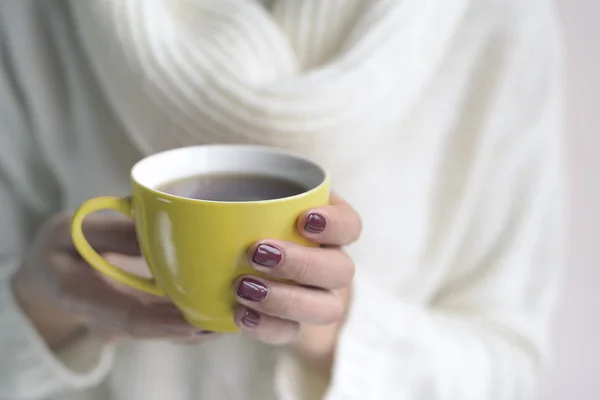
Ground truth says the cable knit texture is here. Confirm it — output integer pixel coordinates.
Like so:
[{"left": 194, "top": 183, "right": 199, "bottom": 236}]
[{"left": 0, "top": 0, "right": 564, "bottom": 399}]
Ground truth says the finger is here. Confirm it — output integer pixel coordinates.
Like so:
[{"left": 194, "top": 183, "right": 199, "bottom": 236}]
[
  {"left": 53, "top": 250, "right": 164, "bottom": 305},
  {"left": 100, "top": 253, "right": 164, "bottom": 305},
  {"left": 120, "top": 302, "right": 206, "bottom": 338},
  {"left": 297, "top": 193, "right": 361, "bottom": 246},
  {"left": 94, "top": 299, "right": 204, "bottom": 339},
  {"left": 51, "top": 212, "right": 141, "bottom": 255},
  {"left": 234, "top": 276, "right": 344, "bottom": 325},
  {"left": 87, "top": 309, "right": 205, "bottom": 340},
  {"left": 248, "top": 241, "right": 354, "bottom": 289},
  {"left": 234, "top": 307, "right": 300, "bottom": 345},
  {"left": 170, "top": 333, "right": 222, "bottom": 346},
  {"left": 86, "top": 322, "right": 215, "bottom": 343},
  {"left": 52, "top": 254, "right": 201, "bottom": 338}
]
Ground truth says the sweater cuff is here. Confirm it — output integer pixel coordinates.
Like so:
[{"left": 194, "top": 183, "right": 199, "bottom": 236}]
[
  {"left": 323, "top": 273, "right": 427, "bottom": 400},
  {"left": 274, "top": 272, "right": 426, "bottom": 400},
  {"left": 0, "top": 257, "right": 115, "bottom": 399},
  {"left": 274, "top": 349, "right": 330, "bottom": 400}
]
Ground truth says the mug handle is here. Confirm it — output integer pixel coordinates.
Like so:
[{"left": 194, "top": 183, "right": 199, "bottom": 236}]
[{"left": 71, "top": 196, "right": 164, "bottom": 296}]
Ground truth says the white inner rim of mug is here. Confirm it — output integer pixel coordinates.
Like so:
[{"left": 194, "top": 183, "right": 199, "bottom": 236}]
[{"left": 131, "top": 145, "right": 327, "bottom": 201}]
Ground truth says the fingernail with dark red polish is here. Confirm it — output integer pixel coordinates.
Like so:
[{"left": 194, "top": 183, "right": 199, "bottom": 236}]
[
  {"left": 237, "top": 278, "right": 268, "bottom": 302},
  {"left": 304, "top": 213, "right": 326, "bottom": 233},
  {"left": 242, "top": 309, "right": 261, "bottom": 327},
  {"left": 253, "top": 244, "right": 283, "bottom": 267}
]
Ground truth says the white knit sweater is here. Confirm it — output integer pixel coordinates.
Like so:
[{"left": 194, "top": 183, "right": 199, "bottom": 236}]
[{"left": 0, "top": 0, "right": 564, "bottom": 399}]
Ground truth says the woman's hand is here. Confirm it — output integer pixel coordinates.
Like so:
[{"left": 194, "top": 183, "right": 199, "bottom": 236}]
[
  {"left": 233, "top": 194, "right": 361, "bottom": 359},
  {"left": 12, "top": 213, "right": 214, "bottom": 350}
]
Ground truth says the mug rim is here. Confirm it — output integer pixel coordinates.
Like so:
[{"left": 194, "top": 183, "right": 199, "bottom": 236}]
[{"left": 130, "top": 145, "right": 330, "bottom": 205}]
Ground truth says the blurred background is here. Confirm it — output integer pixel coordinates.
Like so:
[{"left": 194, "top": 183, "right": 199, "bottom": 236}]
[{"left": 540, "top": 1, "right": 599, "bottom": 399}]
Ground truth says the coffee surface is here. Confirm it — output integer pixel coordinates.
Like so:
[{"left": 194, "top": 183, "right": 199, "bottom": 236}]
[{"left": 157, "top": 173, "right": 308, "bottom": 202}]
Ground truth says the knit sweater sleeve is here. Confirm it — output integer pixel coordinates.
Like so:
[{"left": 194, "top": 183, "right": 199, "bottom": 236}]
[
  {"left": 275, "top": 8, "right": 565, "bottom": 400},
  {"left": 0, "top": 34, "right": 115, "bottom": 399}
]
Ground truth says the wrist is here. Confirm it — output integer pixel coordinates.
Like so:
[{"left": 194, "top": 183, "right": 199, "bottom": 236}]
[
  {"left": 290, "top": 323, "right": 340, "bottom": 377},
  {"left": 289, "top": 286, "right": 352, "bottom": 376}
]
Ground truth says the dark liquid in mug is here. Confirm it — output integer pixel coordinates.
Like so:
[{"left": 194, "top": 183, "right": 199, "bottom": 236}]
[{"left": 157, "top": 173, "right": 308, "bottom": 202}]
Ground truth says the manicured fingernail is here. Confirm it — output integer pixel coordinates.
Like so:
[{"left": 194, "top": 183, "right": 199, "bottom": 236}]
[
  {"left": 252, "top": 244, "right": 283, "bottom": 267},
  {"left": 304, "top": 213, "right": 326, "bottom": 233},
  {"left": 237, "top": 278, "right": 268, "bottom": 302},
  {"left": 242, "top": 309, "right": 261, "bottom": 327}
]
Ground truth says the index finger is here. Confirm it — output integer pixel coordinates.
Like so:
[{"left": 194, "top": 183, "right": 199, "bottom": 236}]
[{"left": 297, "top": 193, "right": 362, "bottom": 246}]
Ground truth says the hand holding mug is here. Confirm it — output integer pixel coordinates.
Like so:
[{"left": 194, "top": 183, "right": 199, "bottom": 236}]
[
  {"left": 71, "top": 145, "right": 333, "bottom": 333},
  {"left": 16, "top": 145, "right": 359, "bottom": 353},
  {"left": 12, "top": 213, "right": 214, "bottom": 350},
  {"left": 233, "top": 194, "right": 360, "bottom": 345}
]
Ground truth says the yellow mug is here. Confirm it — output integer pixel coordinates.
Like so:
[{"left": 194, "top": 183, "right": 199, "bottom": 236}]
[{"left": 71, "top": 145, "right": 330, "bottom": 332}]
